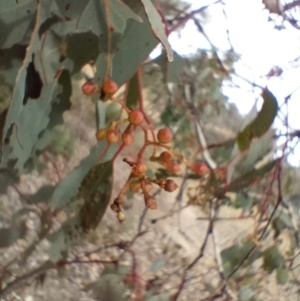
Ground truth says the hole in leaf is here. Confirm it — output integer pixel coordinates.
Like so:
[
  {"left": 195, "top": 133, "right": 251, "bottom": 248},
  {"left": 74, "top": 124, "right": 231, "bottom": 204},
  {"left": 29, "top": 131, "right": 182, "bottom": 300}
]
[
  {"left": 23, "top": 55, "right": 43, "bottom": 105},
  {"left": 39, "top": 15, "right": 61, "bottom": 37},
  {"left": 4, "top": 123, "right": 13, "bottom": 144}
]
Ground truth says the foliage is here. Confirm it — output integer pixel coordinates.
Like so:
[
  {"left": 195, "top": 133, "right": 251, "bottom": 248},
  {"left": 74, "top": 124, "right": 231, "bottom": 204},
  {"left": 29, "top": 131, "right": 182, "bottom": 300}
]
[{"left": 0, "top": 1, "right": 299, "bottom": 301}]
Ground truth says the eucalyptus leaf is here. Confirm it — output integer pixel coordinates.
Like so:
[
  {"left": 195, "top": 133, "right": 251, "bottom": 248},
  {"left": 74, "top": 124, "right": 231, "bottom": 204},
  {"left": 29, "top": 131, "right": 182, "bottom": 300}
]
[
  {"left": 139, "top": 0, "right": 173, "bottom": 62},
  {"left": 276, "top": 266, "right": 289, "bottom": 285},
  {"left": 237, "top": 89, "right": 278, "bottom": 151},
  {"left": 0, "top": 220, "right": 27, "bottom": 248},
  {"left": 51, "top": 142, "right": 117, "bottom": 210},
  {"left": 262, "top": 245, "right": 285, "bottom": 273},
  {"left": 49, "top": 160, "right": 114, "bottom": 261}
]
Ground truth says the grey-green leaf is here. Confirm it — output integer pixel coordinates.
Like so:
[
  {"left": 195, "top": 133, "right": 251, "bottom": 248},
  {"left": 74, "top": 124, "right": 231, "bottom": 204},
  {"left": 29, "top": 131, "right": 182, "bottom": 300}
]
[
  {"left": 50, "top": 141, "right": 117, "bottom": 210},
  {"left": 262, "top": 245, "right": 285, "bottom": 273},
  {"left": 139, "top": 0, "right": 173, "bottom": 62},
  {"left": 276, "top": 266, "right": 289, "bottom": 285}
]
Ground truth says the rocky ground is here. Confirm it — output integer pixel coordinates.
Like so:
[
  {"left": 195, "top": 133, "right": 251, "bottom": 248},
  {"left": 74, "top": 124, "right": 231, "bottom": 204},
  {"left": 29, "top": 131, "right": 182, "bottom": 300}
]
[{"left": 0, "top": 87, "right": 299, "bottom": 301}]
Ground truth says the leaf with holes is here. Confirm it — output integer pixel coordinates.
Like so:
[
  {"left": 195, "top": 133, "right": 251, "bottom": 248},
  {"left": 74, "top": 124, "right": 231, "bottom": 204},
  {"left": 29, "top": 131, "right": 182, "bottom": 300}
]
[{"left": 1, "top": 1, "right": 68, "bottom": 169}]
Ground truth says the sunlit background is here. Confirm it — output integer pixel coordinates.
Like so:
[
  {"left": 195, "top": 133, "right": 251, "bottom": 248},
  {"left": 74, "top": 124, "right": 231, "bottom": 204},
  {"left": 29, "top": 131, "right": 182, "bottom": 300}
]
[{"left": 152, "top": 0, "right": 300, "bottom": 165}]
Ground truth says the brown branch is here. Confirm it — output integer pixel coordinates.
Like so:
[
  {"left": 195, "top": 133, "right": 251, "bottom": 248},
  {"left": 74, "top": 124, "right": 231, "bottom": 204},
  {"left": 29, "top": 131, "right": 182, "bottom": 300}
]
[
  {"left": 167, "top": 0, "right": 221, "bottom": 34},
  {"left": 0, "top": 261, "right": 55, "bottom": 299}
]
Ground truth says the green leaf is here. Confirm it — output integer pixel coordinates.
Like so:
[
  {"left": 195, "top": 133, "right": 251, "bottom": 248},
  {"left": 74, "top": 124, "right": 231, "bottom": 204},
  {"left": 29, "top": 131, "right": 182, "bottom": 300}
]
[
  {"left": 139, "top": 0, "right": 173, "bottom": 62},
  {"left": 51, "top": 141, "right": 117, "bottom": 210},
  {"left": 221, "top": 239, "right": 261, "bottom": 277},
  {"left": 147, "top": 294, "right": 170, "bottom": 301},
  {"left": 49, "top": 160, "right": 114, "bottom": 261},
  {"left": 83, "top": 271, "right": 130, "bottom": 301},
  {"left": 0, "top": 220, "right": 27, "bottom": 248},
  {"left": 0, "top": 0, "right": 37, "bottom": 48},
  {"left": 77, "top": 0, "right": 141, "bottom": 36},
  {"left": 1, "top": 1, "right": 68, "bottom": 170},
  {"left": 224, "top": 159, "right": 278, "bottom": 194},
  {"left": 125, "top": 72, "right": 139, "bottom": 109},
  {"left": 65, "top": 0, "right": 142, "bottom": 80},
  {"left": 229, "top": 131, "right": 273, "bottom": 182},
  {"left": 29, "top": 185, "right": 56, "bottom": 204},
  {"left": 7, "top": 76, "right": 63, "bottom": 171},
  {"left": 276, "top": 266, "right": 289, "bottom": 285},
  {"left": 230, "top": 193, "right": 253, "bottom": 210},
  {"left": 203, "top": 282, "right": 216, "bottom": 293},
  {"left": 236, "top": 89, "right": 278, "bottom": 151},
  {"left": 0, "top": 45, "right": 27, "bottom": 87},
  {"left": 101, "top": 263, "right": 130, "bottom": 276},
  {"left": 109, "top": 0, "right": 159, "bottom": 85},
  {"left": 0, "top": 168, "right": 19, "bottom": 194},
  {"left": 66, "top": 32, "right": 100, "bottom": 75},
  {"left": 271, "top": 216, "right": 286, "bottom": 239},
  {"left": 153, "top": 51, "right": 185, "bottom": 83},
  {"left": 262, "top": 245, "right": 285, "bottom": 273},
  {"left": 238, "top": 286, "right": 255, "bottom": 301},
  {"left": 34, "top": 70, "right": 72, "bottom": 156}
]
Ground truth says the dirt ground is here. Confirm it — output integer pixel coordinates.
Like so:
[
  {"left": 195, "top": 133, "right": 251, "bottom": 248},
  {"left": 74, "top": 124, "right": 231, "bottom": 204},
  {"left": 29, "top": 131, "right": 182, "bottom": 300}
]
[{"left": 0, "top": 86, "right": 299, "bottom": 301}]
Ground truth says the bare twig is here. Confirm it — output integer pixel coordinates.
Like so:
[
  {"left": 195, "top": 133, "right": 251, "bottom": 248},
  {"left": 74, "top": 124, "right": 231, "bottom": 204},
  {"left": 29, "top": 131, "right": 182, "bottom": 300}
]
[{"left": 0, "top": 262, "right": 55, "bottom": 300}]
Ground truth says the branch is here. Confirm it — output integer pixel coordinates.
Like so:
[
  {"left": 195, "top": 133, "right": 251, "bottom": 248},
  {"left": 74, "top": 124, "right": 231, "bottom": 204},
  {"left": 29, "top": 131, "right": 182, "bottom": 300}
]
[
  {"left": 0, "top": 261, "right": 55, "bottom": 299},
  {"left": 284, "top": 0, "right": 300, "bottom": 12},
  {"left": 183, "top": 84, "right": 217, "bottom": 169}
]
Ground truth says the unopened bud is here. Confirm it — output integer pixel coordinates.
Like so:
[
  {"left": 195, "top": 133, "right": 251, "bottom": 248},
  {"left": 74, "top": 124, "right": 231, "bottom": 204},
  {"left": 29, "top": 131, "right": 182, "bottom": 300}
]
[
  {"left": 117, "top": 211, "right": 125, "bottom": 222},
  {"left": 81, "top": 81, "right": 99, "bottom": 96},
  {"left": 164, "top": 179, "right": 178, "bottom": 192},
  {"left": 128, "top": 110, "right": 144, "bottom": 126},
  {"left": 106, "top": 129, "right": 119, "bottom": 143},
  {"left": 191, "top": 162, "right": 210, "bottom": 175},
  {"left": 102, "top": 79, "right": 118, "bottom": 97},
  {"left": 136, "top": 163, "right": 147, "bottom": 175},
  {"left": 166, "top": 161, "right": 181, "bottom": 173},
  {"left": 110, "top": 202, "right": 119, "bottom": 212},
  {"left": 122, "top": 132, "right": 134, "bottom": 145},
  {"left": 159, "top": 151, "right": 172, "bottom": 162}
]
